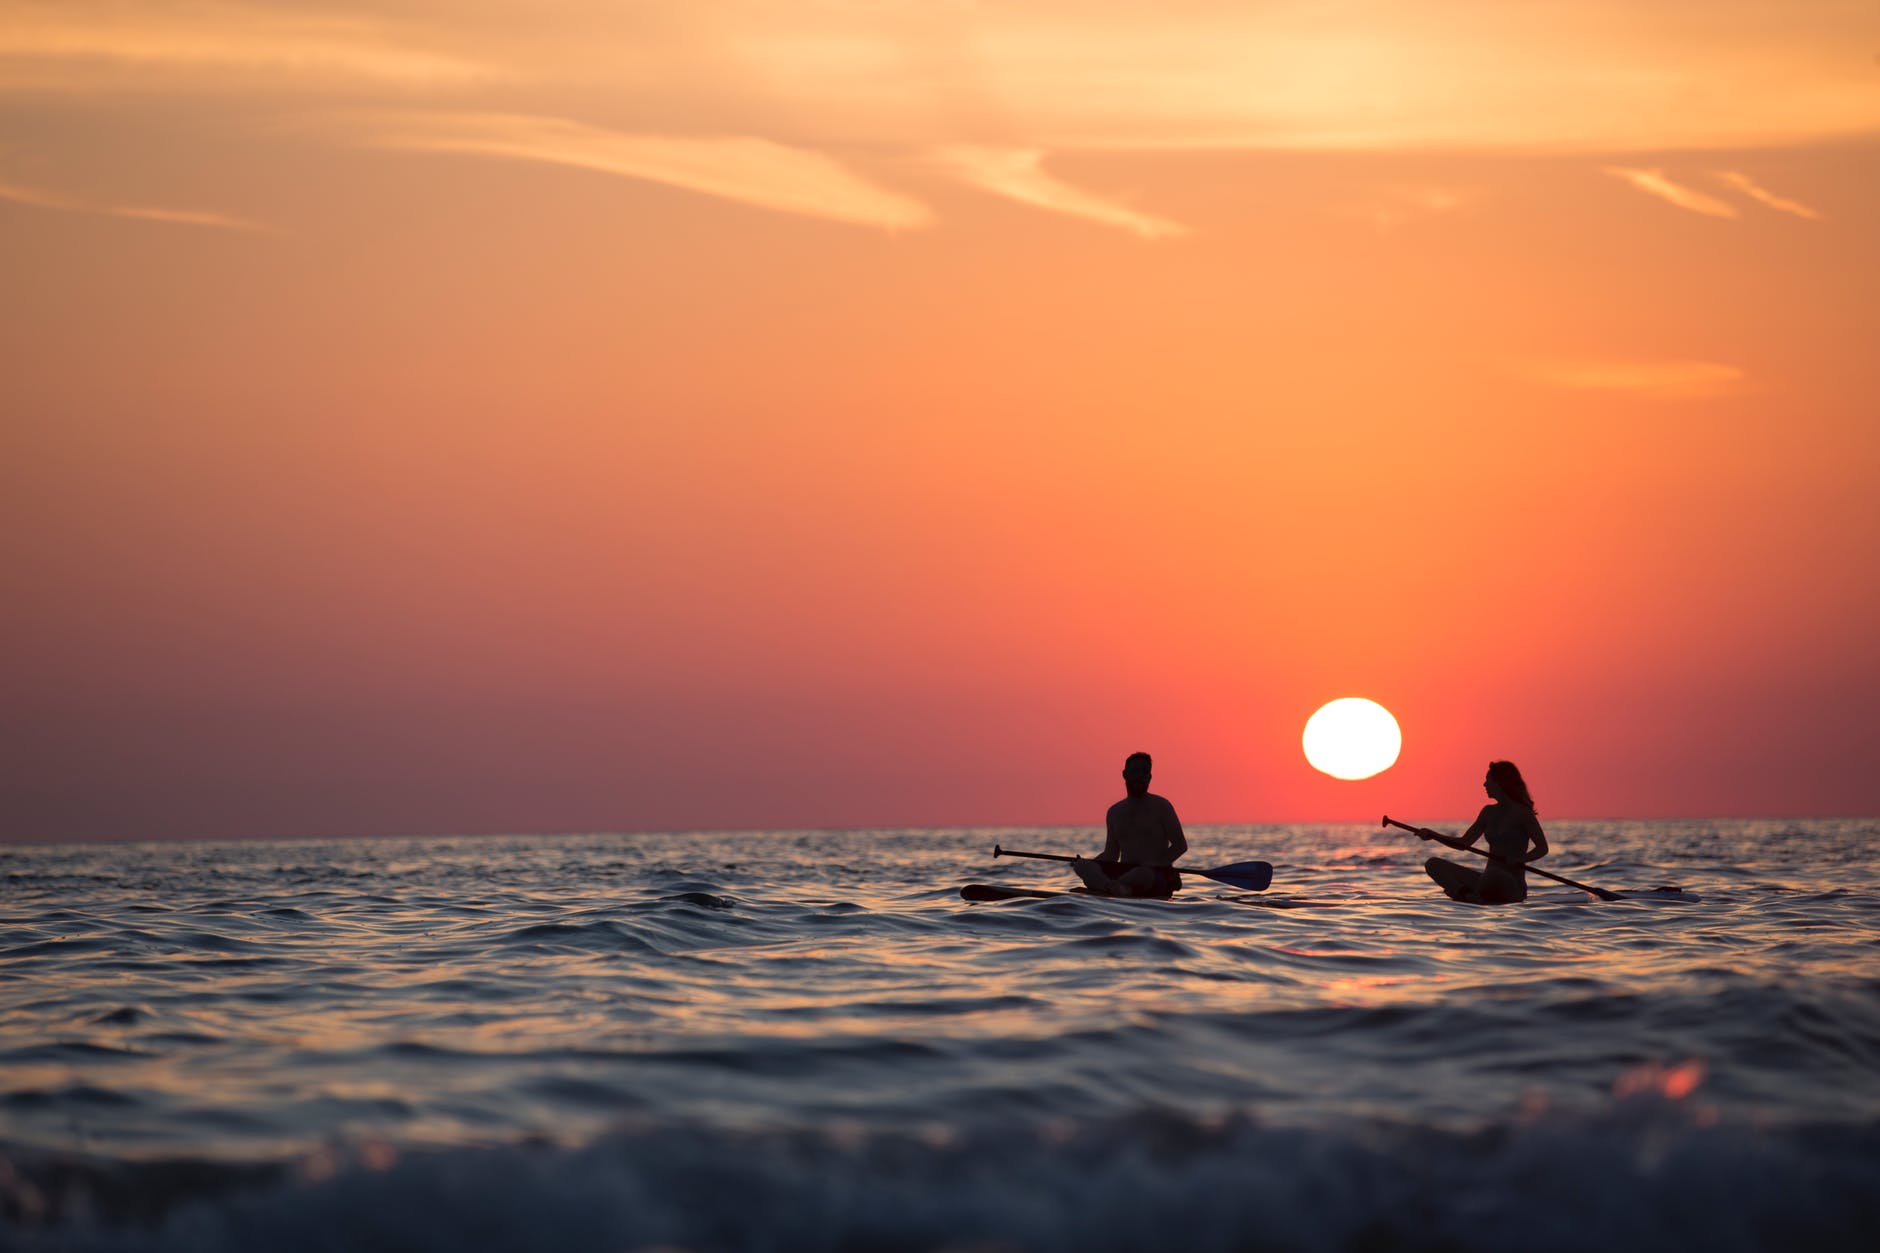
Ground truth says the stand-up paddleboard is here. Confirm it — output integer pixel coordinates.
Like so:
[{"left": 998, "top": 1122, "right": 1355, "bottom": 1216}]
[
  {"left": 958, "top": 885, "right": 1182, "bottom": 902},
  {"left": 1426, "top": 862, "right": 1701, "bottom": 905},
  {"left": 959, "top": 884, "right": 1356, "bottom": 907},
  {"left": 987, "top": 846, "right": 1273, "bottom": 892},
  {"left": 959, "top": 884, "right": 1195, "bottom": 902},
  {"left": 1383, "top": 816, "right": 1697, "bottom": 902},
  {"left": 959, "top": 884, "right": 1077, "bottom": 901}
]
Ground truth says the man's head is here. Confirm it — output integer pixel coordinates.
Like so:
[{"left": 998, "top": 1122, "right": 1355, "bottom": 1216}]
[{"left": 1122, "top": 752, "right": 1152, "bottom": 797}]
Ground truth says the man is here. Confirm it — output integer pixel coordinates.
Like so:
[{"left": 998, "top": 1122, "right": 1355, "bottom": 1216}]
[{"left": 1074, "top": 752, "right": 1187, "bottom": 898}]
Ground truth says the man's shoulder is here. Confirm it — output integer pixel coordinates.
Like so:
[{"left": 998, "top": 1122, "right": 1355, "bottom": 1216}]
[
  {"left": 1109, "top": 793, "right": 1179, "bottom": 817},
  {"left": 1106, "top": 795, "right": 1147, "bottom": 817}
]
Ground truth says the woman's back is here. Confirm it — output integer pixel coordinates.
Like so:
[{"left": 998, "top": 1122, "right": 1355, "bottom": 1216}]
[{"left": 1481, "top": 803, "right": 1532, "bottom": 862}]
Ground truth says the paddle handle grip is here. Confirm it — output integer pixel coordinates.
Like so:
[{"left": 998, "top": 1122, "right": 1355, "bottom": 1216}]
[{"left": 1380, "top": 815, "right": 1618, "bottom": 901}]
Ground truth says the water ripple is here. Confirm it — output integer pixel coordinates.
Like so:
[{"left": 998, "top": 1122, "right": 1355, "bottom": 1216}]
[{"left": 0, "top": 819, "right": 1872, "bottom": 1176}]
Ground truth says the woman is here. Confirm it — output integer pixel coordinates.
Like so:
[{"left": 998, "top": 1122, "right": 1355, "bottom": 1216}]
[{"left": 1420, "top": 760, "right": 1549, "bottom": 903}]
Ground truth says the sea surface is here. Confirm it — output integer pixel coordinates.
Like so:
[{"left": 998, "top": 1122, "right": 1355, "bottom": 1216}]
[{"left": 2, "top": 820, "right": 1877, "bottom": 1251}]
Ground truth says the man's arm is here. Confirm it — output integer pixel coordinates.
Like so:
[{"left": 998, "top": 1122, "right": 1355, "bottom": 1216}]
[
  {"left": 1164, "top": 801, "right": 1187, "bottom": 864},
  {"left": 1098, "top": 806, "right": 1122, "bottom": 862}
]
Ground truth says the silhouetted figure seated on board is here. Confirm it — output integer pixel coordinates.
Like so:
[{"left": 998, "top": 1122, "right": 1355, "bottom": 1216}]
[
  {"left": 1420, "top": 760, "right": 1550, "bottom": 903},
  {"left": 1074, "top": 752, "right": 1187, "bottom": 898}
]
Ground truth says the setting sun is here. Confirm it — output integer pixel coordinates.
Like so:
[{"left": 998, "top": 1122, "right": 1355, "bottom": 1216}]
[
  {"left": 1302, "top": 698, "right": 1403, "bottom": 781},
  {"left": 2, "top": 0, "right": 1876, "bottom": 840},
  {"left": 2, "top": 5, "right": 1876, "bottom": 1248}
]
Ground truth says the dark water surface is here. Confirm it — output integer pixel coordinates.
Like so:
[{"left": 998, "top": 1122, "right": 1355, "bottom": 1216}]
[{"left": 3, "top": 821, "right": 1876, "bottom": 1250}]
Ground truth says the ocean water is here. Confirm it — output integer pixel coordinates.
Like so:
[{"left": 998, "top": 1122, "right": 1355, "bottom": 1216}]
[{"left": 2, "top": 820, "right": 1877, "bottom": 1251}]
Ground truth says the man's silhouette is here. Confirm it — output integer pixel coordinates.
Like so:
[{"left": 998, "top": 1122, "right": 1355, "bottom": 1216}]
[{"left": 1074, "top": 752, "right": 1187, "bottom": 898}]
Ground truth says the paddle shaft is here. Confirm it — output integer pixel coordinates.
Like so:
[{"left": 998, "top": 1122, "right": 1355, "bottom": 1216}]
[
  {"left": 991, "top": 845, "right": 1271, "bottom": 892},
  {"left": 1381, "top": 815, "right": 1620, "bottom": 901}
]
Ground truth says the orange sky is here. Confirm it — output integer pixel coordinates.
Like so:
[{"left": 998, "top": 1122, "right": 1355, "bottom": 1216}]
[{"left": 4, "top": 2, "right": 1878, "bottom": 840}]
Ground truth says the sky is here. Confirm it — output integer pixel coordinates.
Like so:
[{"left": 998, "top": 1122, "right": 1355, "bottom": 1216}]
[{"left": 4, "top": 2, "right": 1879, "bottom": 842}]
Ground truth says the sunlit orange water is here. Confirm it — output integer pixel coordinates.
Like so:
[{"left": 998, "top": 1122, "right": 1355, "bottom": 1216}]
[{"left": 2, "top": 820, "right": 1876, "bottom": 1248}]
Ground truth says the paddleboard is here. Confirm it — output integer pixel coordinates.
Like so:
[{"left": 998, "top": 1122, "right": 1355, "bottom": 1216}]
[
  {"left": 1428, "top": 884, "right": 1702, "bottom": 904},
  {"left": 958, "top": 884, "right": 1198, "bottom": 902},
  {"left": 959, "top": 884, "right": 1076, "bottom": 901}
]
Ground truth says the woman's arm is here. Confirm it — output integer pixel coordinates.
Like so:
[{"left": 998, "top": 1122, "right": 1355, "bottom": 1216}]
[
  {"left": 1415, "top": 806, "right": 1490, "bottom": 850},
  {"left": 1525, "top": 814, "right": 1549, "bottom": 862},
  {"left": 1453, "top": 806, "right": 1493, "bottom": 850}
]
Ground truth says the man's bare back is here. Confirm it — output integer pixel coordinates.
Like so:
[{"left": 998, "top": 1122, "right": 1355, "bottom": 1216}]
[
  {"left": 1076, "top": 752, "right": 1188, "bottom": 898},
  {"left": 1105, "top": 794, "right": 1185, "bottom": 867}
]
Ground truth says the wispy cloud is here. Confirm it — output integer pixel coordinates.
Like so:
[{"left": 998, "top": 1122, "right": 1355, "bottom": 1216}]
[
  {"left": 350, "top": 112, "right": 932, "bottom": 230},
  {"left": 1713, "top": 170, "right": 1822, "bottom": 220},
  {"left": 106, "top": 205, "right": 270, "bottom": 231},
  {"left": 1604, "top": 167, "right": 1739, "bottom": 219},
  {"left": 0, "top": 182, "right": 71, "bottom": 212},
  {"left": 5, "top": 4, "right": 1880, "bottom": 155},
  {"left": 929, "top": 146, "right": 1185, "bottom": 239},
  {"left": 0, "top": 3, "right": 490, "bottom": 90},
  {"left": 725, "top": 4, "right": 1880, "bottom": 154},
  {"left": 1516, "top": 358, "right": 1745, "bottom": 398},
  {"left": 1337, "top": 183, "right": 1478, "bottom": 231},
  {"left": 0, "top": 180, "right": 268, "bottom": 233}
]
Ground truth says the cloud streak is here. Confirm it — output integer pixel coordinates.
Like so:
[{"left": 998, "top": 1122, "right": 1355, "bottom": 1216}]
[
  {"left": 929, "top": 146, "right": 1185, "bottom": 238},
  {"left": 9, "top": 4, "right": 1878, "bottom": 153},
  {"left": 723, "top": 3, "right": 1880, "bottom": 153},
  {"left": 1713, "top": 170, "right": 1822, "bottom": 220},
  {"left": 0, "top": 180, "right": 268, "bottom": 233},
  {"left": 0, "top": 3, "right": 491, "bottom": 90},
  {"left": 350, "top": 112, "right": 933, "bottom": 230},
  {"left": 1337, "top": 183, "right": 1478, "bottom": 231},
  {"left": 1516, "top": 359, "right": 1745, "bottom": 398},
  {"left": 1604, "top": 168, "right": 1739, "bottom": 219}
]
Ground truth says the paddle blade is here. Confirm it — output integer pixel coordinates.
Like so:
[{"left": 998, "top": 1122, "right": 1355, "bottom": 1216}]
[{"left": 1194, "top": 861, "right": 1273, "bottom": 892}]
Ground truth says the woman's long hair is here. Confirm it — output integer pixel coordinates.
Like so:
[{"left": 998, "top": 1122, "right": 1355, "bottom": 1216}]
[{"left": 1487, "top": 760, "right": 1537, "bottom": 812}]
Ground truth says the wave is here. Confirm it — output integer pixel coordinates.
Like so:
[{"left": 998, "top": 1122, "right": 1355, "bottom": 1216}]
[
  {"left": 489, "top": 921, "right": 661, "bottom": 954},
  {"left": 3, "top": 1105, "right": 1876, "bottom": 1252}
]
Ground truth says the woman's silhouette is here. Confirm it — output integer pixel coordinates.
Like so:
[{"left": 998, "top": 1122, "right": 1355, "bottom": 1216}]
[{"left": 1420, "top": 760, "right": 1549, "bottom": 903}]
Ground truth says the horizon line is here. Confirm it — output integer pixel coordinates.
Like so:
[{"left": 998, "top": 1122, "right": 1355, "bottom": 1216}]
[{"left": 5, "top": 812, "right": 1871, "bottom": 850}]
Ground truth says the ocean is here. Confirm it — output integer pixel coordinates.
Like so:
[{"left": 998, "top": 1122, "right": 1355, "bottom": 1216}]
[{"left": 2, "top": 820, "right": 1876, "bottom": 1251}]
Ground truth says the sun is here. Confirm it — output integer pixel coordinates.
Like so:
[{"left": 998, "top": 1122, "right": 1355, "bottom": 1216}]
[{"left": 1302, "top": 698, "right": 1402, "bottom": 780}]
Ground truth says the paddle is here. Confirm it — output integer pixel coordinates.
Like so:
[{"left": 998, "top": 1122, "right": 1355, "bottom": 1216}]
[
  {"left": 1380, "top": 815, "right": 1622, "bottom": 902},
  {"left": 991, "top": 844, "right": 1273, "bottom": 892}
]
